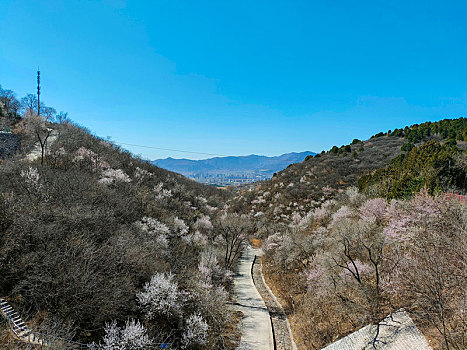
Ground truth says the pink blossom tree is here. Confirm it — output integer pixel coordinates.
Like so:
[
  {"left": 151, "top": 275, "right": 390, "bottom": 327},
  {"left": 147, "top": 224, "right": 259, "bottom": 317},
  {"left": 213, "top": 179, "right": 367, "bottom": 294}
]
[{"left": 359, "top": 198, "right": 387, "bottom": 223}]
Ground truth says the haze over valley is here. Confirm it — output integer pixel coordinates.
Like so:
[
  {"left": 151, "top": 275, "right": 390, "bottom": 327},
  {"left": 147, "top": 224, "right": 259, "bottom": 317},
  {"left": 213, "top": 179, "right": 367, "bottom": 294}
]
[{"left": 153, "top": 151, "right": 316, "bottom": 186}]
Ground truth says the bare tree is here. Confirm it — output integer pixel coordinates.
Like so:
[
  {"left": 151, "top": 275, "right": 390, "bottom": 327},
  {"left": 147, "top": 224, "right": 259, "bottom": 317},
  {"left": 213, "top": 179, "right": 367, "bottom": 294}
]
[
  {"left": 24, "top": 112, "right": 53, "bottom": 165},
  {"left": 0, "top": 89, "right": 17, "bottom": 114},
  {"left": 403, "top": 206, "right": 467, "bottom": 350},
  {"left": 10, "top": 99, "right": 20, "bottom": 118},
  {"left": 20, "top": 94, "right": 38, "bottom": 113},
  {"left": 213, "top": 214, "right": 253, "bottom": 269},
  {"left": 0, "top": 86, "right": 20, "bottom": 119},
  {"left": 56, "top": 111, "right": 69, "bottom": 124},
  {"left": 40, "top": 105, "right": 56, "bottom": 120}
]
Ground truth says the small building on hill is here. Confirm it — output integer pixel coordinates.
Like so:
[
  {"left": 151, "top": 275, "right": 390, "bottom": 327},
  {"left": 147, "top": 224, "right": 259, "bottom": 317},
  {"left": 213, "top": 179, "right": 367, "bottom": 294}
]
[{"left": 322, "top": 309, "right": 432, "bottom": 350}]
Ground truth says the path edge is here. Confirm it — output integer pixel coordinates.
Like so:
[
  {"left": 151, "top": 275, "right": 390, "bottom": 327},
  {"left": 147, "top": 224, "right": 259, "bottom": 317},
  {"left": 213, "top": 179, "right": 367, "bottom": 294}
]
[{"left": 257, "top": 254, "right": 298, "bottom": 350}]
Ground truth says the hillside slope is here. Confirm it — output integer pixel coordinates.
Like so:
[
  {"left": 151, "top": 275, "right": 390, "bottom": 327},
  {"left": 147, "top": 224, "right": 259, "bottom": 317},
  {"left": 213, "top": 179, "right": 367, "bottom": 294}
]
[
  {"left": 232, "top": 136, "right": 405, "bottom": 222},
  {"left": 233, "top": 117, "right": 467, "bottom": 350},
  {"left": 0, "top": 119, "right": 241, "bottom": 349},
  {"left": 232, "top": 118, "right": 467, "bottom": 224}
]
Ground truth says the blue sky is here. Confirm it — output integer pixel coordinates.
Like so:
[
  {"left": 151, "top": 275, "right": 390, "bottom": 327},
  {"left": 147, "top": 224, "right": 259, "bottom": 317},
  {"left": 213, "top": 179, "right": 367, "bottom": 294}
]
[{"left": 1, "top": 0, "right": 467, "bottom": 160}]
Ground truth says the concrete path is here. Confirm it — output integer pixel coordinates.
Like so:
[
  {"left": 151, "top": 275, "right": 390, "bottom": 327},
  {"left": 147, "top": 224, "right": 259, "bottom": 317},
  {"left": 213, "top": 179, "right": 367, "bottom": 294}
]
[{"left": 233, "top": 246, "right": 273, "bottom": 350}]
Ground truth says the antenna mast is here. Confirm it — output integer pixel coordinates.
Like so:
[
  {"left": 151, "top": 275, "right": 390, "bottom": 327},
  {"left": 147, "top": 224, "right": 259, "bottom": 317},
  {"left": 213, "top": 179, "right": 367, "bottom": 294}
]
[{"left": 37, "top": 67, "right": 40, "bottom": 116}]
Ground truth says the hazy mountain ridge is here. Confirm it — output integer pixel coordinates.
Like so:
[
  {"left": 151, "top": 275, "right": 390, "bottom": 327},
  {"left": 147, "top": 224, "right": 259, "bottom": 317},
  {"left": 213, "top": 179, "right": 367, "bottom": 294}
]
[
  {"left": 154, "top": 151, "right": 316, "bottom": 173},
  {"left": 153, "top": 151, "right": 316, "bottom": 185}
]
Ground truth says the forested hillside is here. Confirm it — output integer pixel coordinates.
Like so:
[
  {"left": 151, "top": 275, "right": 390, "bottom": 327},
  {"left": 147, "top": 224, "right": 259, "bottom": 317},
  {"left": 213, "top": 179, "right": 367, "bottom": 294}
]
[
  {"left": 232, "top": 118, "right": 467, "bottom": 224},
  {"left": 231, "top": 118, "right": 467, "bottom": 350},
  {"left": 358, "top": 140, "right": 466, "bottom": 199},
  {"left": 0, "top": 85, "right": 258, "bottom": 349},
  {"left": 231, "top": 136, "right": 405, "bottom": 222}
]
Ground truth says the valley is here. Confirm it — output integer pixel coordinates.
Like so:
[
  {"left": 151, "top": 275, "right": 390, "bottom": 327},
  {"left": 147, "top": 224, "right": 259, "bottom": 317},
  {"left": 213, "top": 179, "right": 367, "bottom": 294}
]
[
  {"left": 1, "top": 84, "right": 466, "bottom": 350},
  {"left": 153, "top": 152, "right": 316, "bottom": 186},
  {"left": 1, "top": 2, "right": 466, "bottom": 348}
]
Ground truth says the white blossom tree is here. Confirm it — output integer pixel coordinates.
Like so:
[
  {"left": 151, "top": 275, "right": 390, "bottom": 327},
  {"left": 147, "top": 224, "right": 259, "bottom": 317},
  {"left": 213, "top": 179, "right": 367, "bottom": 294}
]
[
  {"left": 99, "top": 168, "right": 132, "bottom": 185},
  {"left": 181, "top": 313, "right": 208, "bottom": 349},
  {"left": 93, "top": 319, "right": 153, "bottom": 350},
  {"left": 137, "top": 272, "right": 182, "bottom": 319}
]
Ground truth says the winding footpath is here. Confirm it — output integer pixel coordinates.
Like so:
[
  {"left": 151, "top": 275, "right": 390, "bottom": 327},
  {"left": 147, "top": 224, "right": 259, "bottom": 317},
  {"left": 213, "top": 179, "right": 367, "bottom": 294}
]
[
  {"left": 233, "top": 246, "right": 274, "bottom": 350},
  {"left": 233, "top": 246, "right": 296, "bottom": 350}
]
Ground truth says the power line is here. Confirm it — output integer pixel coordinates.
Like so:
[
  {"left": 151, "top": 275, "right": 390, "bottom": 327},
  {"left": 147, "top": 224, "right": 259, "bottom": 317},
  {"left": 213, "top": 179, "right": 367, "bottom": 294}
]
[{"left": 113, "top": 141, "right": 232, "bottom": 158}]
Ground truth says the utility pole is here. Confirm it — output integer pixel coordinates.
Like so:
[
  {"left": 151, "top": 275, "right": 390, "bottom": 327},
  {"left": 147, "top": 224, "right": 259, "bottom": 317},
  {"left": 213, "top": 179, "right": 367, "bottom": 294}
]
[{"left": 37, "top": 67, "right": 40, "bottom": 116}]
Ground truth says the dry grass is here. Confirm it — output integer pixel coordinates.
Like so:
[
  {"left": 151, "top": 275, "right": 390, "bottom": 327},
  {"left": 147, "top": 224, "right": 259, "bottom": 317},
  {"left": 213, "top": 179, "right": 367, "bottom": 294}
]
[
  {"left": 422, "top": 326, "right": 444, "bottom": 349},
  {"left": 249, "top": 238, "right": 263, "bottom": 248},
  {"left": 221, "top": 310, "right": 243, "bottom": 349},
  {"left": 261, "top": 261, "right": 307, "bottom": 348}
]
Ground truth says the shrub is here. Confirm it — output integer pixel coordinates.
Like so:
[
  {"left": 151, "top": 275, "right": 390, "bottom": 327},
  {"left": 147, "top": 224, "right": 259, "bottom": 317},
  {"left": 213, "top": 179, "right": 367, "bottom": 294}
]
[
  {"left": 358, "top": 141, "right": 466, "bottom": 199},
  {"left": 92, "top": 320, "right": 153, "bottom": 350},
  {"left": 371, "top": 131, "right": 385, "bottom": 139},
  {"left": 445, "top": 138, "right": 457, "bottom": 146},
  {"left": 401, "top": 142, "right": 414, "bottom": 152}
]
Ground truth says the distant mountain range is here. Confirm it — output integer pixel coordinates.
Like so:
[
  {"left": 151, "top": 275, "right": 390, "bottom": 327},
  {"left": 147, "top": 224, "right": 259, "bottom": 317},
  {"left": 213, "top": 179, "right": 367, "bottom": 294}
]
[{"left": 152, "top": 151, "right": 316, "bottom": 186}]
